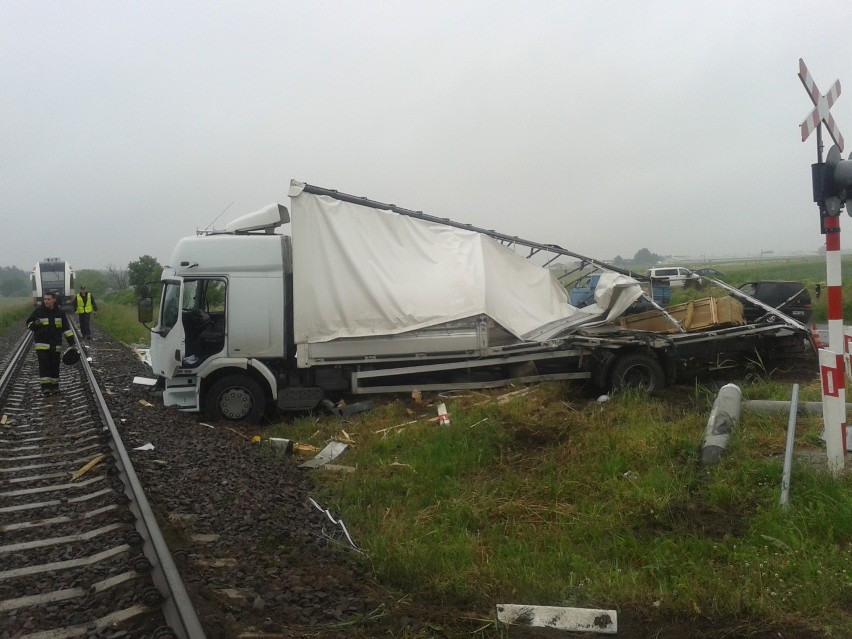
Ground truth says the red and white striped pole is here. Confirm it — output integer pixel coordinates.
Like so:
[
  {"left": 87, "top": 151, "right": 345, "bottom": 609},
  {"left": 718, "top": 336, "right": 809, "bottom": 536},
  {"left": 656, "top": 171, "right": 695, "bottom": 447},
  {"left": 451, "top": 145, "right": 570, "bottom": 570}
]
[
  {"left": 825, "top": 217, "right": 844, "bottom": 352},
  {"left": 821, "top": 215, "right": 847, "bottom": 474},
  {"left": 800, "top": 59, "right": 848, "bottom": 473}
]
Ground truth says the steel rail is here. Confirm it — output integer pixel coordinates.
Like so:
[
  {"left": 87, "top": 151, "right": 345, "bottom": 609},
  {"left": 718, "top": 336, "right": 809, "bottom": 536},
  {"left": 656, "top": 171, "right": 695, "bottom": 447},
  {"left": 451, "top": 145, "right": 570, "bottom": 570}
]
[
  {"left": 0, "top": 331, "right": 32, "bottom": 401},
  {"left": 76, "top": 338, "right": 207, "bottom": 639},
  {"left": 0, "top": 326, "right": 206, "bottom": 638}
]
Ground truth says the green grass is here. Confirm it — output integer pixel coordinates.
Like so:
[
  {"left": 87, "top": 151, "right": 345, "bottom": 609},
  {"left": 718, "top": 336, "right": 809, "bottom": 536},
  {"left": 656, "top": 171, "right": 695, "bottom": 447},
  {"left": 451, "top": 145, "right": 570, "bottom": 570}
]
[
  {"left": 0, "top": 297, "right": 150, "bottom": 346},
  {"left": 274, "top": 380, "right": 852, "bottom": 635},
  {"left": 93, "top": 300, "right": 151, "bottom": 346},
  {"left": 0, "top": 299, "right": 32, "bottom": 333}
]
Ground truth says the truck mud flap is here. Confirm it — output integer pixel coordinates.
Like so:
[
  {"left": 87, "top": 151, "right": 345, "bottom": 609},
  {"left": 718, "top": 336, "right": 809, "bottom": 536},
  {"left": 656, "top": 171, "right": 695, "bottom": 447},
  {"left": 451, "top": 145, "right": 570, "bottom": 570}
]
[{"left": 278, "top": 386, "right": 325, "bottom": 411}]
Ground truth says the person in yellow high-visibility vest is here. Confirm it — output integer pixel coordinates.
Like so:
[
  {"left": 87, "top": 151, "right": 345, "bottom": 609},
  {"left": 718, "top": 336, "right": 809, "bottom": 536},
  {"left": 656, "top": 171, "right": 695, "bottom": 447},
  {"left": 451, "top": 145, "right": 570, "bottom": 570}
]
[{"left": 73, "top": 285, "right": 98, "bottom": 340}]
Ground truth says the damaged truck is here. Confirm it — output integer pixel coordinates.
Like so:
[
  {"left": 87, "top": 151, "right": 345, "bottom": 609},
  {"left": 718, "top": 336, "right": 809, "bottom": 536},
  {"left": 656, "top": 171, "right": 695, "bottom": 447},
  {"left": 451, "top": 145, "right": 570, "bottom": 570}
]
[{"left": 138, "top": 181, "right": 816, "bottom": 422}]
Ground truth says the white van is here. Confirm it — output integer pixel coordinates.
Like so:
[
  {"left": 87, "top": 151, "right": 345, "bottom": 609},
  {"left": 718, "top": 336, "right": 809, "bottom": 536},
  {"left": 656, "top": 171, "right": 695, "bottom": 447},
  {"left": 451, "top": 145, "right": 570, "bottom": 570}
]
[{"left": 646, "top": 266, "right": 697, "bottom": 288}]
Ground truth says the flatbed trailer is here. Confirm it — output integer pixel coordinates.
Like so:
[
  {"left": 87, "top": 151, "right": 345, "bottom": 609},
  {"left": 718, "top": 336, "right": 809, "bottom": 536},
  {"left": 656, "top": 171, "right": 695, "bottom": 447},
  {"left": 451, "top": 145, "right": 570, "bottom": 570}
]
[{"left": 141, "top": 181, "right": 815, "bottom": 422}]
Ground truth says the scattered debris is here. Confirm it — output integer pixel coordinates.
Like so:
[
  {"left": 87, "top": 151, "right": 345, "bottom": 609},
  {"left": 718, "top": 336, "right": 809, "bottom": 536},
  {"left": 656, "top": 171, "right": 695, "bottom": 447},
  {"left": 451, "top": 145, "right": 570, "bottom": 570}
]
[
  {"left": 293, "top": 443, "right": 320, "bottom": 455},
  {"left": 436, "top": 403, "right": 451, "bottom": 426},
  {"left": 374, "top": 419, "right": 419, "bottom": 435},
  {"left": 597, "top": 394, "right": 610, "bottom": 403},
  {"left": 133, "top": 443, "right": 155, "bottom": 451},
  {"left": 71, "top": 454, "right": 106, "bottom": 480},
  {"left": 224, "top": 427, "right": 249, "bottom": 440},
  {"left": 132, "top": 376, "right": 158, "bottom": 386},
  {"left": 322, "top": 464, "right": 356, "bottom": 473},
  {"left": 300, "top": 441, "right": 349, "bottom": 469},
  {"left": 1, "top": 415, "right": 7, "bottom": 426},
  {"left": 411, "top": 389, "right": 422, "bottom": 403},
  {"left": 497, "top": 387, "right": 533, "bottom": 405},
  {"left": 268, "top": 437, "right": 294, "bottom": 453},
  {"left": 191, "top": 533, "right": 220, "bottom": 543},
  {"left": 322, "top": 399, "right": 375, "bottom": 418},
  {"left": 496, "top": 603, "right": 617, "bottom": 634},
  {"left": 132, "top": 346, "right": 152, "bottom": 368},
  {"left": 138, "top": 399, "right": 154, "bottom": 407},
  {"left": 308, "top": 497, "right": 360, "bottom": 551}
]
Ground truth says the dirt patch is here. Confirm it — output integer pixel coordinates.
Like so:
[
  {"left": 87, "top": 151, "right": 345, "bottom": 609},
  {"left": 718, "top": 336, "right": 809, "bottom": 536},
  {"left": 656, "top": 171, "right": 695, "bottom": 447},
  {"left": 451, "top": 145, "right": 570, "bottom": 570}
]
[{"left": 637, "top": 501, "right": 751, "bottom": 540}]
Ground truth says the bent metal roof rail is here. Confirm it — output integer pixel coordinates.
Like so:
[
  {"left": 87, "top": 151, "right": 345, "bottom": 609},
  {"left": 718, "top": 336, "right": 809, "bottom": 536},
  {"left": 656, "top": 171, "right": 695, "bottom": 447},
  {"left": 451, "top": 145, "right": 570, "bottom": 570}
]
[{"left": 299, "top": 183, "right": 645, "bottom": 281}]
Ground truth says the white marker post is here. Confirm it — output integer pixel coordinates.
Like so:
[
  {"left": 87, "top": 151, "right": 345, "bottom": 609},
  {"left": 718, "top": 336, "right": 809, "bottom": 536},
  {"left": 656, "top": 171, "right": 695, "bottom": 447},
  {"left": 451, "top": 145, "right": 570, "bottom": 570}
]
[{"left": 819, "top": 349, "right": 847, "bottom": 475}]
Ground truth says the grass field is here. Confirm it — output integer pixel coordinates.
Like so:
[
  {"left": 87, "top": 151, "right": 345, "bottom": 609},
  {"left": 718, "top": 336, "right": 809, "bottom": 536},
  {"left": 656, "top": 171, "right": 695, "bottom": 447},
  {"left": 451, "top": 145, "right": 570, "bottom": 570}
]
[
  {"left": 274, "top": 379, "right": 850, "bottom": 636},
  {"left": 0, "top": 299, "right": 31, "bottom": 333}
]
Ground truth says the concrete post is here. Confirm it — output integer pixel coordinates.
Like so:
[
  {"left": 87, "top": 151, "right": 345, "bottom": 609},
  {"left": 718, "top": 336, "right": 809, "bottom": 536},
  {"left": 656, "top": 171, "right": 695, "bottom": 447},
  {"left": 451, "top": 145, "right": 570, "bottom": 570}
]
[{"left": 701, "top": 383, "right": 742, "bottom": 466}]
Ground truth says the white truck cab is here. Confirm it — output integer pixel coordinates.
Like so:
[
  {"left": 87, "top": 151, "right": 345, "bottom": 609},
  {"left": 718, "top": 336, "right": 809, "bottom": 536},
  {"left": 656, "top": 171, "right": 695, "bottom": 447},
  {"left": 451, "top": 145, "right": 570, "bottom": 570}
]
[{"left": 145, "top": 204, "right": 293, "bottom": 422}]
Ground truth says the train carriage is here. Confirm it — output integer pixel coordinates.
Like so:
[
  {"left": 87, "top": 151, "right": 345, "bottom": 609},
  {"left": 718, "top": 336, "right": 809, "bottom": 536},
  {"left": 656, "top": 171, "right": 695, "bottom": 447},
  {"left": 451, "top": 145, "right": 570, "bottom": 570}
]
[{"left": 31, "top": 257, "right": 75, "bottom": 310}]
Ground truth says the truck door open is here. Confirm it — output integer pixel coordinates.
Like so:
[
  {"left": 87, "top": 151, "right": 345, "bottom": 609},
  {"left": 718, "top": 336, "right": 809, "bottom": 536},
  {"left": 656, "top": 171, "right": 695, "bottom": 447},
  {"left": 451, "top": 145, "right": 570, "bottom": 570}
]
[{"left": 154, "top": 280, "right": 185, "bottom": 379}]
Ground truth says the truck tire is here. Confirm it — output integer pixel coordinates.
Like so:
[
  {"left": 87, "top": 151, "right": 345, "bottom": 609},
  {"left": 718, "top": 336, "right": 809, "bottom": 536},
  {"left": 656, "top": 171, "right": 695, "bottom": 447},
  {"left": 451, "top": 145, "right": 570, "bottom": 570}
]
[
  {"left": 205, "top": 375, "right": 266, "bottom": 423},
  {"left": 610, "top": 353, "right": 665, "bottom": 393}
]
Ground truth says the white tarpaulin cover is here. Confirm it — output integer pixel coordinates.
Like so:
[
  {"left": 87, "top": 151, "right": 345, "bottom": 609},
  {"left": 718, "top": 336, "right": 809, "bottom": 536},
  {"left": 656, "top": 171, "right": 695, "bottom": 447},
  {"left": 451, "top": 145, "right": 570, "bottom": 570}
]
[
  {"left": 289, "top": 186, "right": 578, "bottom": 343},
  {"left": 587, "top": 272, "right": 645, "bottom": 321}
]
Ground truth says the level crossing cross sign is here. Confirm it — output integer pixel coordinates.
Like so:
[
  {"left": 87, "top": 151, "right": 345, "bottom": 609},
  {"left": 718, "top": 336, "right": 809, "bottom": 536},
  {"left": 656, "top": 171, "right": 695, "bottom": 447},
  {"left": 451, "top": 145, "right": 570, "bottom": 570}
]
[{"left": 798, "top": 58, "right": 844, "bottom": 151}]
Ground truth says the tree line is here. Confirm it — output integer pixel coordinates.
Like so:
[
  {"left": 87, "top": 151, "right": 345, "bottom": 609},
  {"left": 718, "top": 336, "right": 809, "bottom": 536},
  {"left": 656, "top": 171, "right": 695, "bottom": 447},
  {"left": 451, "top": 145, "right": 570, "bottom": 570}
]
[{"left": 611, "top": 248, "right": 665, "bottom": 267}]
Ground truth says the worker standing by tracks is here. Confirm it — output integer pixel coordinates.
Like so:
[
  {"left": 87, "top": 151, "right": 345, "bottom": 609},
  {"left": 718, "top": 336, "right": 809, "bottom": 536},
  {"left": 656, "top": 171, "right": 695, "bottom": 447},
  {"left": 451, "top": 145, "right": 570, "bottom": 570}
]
[
  {"left": 73, "top": 284, "right": 98, "bottom": 340},
  {"left": 25, "top": 290, "right": 76, "bottom": 394}
]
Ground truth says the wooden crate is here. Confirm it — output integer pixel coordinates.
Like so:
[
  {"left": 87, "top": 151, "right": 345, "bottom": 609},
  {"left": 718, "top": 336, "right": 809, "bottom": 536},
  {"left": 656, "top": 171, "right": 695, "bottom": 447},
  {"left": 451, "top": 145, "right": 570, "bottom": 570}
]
[{"left": 620, "top": 297, "right": 745, "bottom": 333}]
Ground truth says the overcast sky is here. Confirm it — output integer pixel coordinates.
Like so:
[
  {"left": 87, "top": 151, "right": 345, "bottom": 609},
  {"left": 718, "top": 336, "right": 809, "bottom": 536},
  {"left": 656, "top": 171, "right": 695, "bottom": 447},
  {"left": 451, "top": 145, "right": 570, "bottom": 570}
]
[{"left": 2, "top": 1, "right": 849, "bottom": 271}]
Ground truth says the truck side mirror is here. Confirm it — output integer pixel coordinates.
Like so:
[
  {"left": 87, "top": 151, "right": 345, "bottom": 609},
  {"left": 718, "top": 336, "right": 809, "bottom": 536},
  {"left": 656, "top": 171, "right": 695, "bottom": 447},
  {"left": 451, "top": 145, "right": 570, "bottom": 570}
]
[{"left": 138, "top": 297, "right": 153, "bottom": 324}]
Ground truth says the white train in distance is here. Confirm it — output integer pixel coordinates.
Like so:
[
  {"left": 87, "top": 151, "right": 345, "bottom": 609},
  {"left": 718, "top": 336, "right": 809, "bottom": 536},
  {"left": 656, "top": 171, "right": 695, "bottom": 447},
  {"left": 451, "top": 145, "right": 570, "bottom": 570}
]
[{"left": 30, "top": 257, "right": 76, "bottom": 310}]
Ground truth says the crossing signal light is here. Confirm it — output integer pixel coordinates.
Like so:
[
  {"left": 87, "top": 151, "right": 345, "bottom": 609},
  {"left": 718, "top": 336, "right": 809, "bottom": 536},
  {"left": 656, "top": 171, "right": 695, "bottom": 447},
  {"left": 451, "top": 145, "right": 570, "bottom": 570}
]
[{"left": 813, "top": 145, "right": 852, "bottom": 216}]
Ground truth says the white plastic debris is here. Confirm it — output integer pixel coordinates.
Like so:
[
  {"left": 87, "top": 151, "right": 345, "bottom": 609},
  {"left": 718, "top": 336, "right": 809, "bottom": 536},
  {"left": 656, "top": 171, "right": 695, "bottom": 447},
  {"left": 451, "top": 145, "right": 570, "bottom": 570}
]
[
  {"left": 308, "top": 497, "right": 360, "bottom": 551},
  {"left": 437, "top": 403, "right": 451, "bottom": 426},
  {"left": 133, "top": 443, "right": 155, "bottom": 451},
  {"left": 496, "top": 604, "right": 617, "bottom": 634},
  {"left": 299, "top": 441, "right": 348, "bottom": 468},
  {"left": 132, "top": 376, "right": 158, "bottom": 386}
]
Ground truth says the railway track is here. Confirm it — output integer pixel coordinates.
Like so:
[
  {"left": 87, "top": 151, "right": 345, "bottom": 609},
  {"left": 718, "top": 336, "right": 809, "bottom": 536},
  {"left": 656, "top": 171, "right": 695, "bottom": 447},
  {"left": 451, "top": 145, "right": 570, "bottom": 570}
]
[{"left": 0, "top": 330, "right": 206, "bottom": 639}]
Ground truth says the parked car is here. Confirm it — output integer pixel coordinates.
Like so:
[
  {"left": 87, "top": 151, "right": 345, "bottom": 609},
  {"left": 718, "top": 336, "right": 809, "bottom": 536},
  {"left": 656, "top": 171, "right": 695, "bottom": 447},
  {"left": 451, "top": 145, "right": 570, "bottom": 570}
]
[
  {"left": 734, "top": 281, "right": 812, "bottom": 324},
  {"left": 646, "top": 266, "right": 699, "bottom": 288}
]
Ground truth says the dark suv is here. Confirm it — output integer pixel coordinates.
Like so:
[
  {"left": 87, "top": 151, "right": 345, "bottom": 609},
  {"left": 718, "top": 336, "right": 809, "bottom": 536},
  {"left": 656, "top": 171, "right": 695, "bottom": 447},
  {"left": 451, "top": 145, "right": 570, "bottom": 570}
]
[{"left": 735, "top": 281, "right": 812, "bottom": 325}]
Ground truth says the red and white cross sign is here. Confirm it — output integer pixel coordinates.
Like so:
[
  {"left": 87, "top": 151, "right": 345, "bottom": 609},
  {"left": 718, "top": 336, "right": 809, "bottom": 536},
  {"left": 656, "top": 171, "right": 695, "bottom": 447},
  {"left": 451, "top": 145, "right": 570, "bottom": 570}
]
[{"left": 799, "top": 58, "right": 844, "bottom": 152}]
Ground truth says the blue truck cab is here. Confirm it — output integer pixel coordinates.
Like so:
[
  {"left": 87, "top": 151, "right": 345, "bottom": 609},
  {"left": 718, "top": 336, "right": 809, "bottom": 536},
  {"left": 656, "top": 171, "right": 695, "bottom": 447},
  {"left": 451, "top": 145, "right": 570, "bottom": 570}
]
[
  {"left": 569, "top": 273, "right": 671, "bottom": 309},
  {"left": 569, "top": 274, "right": 601, "bottom": 308}
]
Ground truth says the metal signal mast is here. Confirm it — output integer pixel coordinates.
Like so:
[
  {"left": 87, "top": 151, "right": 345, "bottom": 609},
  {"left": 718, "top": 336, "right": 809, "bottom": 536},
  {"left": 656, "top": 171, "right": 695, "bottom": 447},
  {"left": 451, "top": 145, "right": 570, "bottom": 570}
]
[{"left": 798, "top": 58, "right": 851, "bottom": 473}]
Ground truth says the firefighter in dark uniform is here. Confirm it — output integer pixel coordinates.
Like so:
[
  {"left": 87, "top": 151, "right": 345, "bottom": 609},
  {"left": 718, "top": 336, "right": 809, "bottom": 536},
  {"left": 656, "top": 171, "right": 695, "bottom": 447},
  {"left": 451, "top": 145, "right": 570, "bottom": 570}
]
[{"left": 26, "top": 290, "right": 75, "bottom": 394}]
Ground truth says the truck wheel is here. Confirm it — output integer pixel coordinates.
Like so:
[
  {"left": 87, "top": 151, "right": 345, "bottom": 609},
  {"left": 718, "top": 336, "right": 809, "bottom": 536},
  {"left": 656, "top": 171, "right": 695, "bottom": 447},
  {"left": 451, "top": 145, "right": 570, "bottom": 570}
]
[
  {"left": 610, "top": 353, "right": 665, "bottom": 393},
  {"left": 205, "top": 375, "right": 266, "bottom": 423}
]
